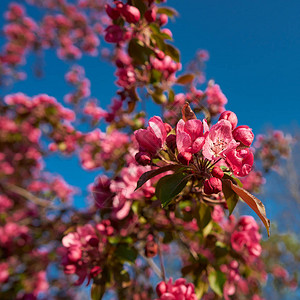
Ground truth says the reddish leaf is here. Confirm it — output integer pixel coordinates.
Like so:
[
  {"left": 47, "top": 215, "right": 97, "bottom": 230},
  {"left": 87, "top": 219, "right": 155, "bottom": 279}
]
[
  {"left": 228, "top": 180, "right": 270, "bottom": 236},
  {"left": 181, "top": 102, "right": 196, "bottom": 122},
  {"left": 176, "top": 74, "right": 195, "bottom": 85}
]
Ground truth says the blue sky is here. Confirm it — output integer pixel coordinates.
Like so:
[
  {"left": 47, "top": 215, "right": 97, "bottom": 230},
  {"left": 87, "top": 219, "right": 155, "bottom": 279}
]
[{"left": 0, "top": 0, "right": 299, "bottom": 209}]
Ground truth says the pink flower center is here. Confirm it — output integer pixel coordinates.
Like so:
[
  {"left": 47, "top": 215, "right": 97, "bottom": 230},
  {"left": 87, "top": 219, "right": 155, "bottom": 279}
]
[{"left": 212, "top": 137, "right": 227, "bottom": 155}]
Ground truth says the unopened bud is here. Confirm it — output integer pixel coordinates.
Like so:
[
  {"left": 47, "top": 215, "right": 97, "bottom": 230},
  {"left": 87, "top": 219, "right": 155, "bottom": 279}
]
[
  {"left": 122, "top": 5, "right": 140, "bottom": 23},
  {"left": 144, "top": 7, "right": 157, "bottom": 23},
  {"left": 204, "top": 177, "right": 222, "bottom": 194},
  {"left": 166, "top": 134, "right": 176, "bottom": 152},
  {"left": 177, "top": 151, "right": 192, "bottom": 165},
  {"left": 219, "top": 110, "right": 238, "bottom": 129},
  {"left": 159, "top": 13, "right": 168, "bottom": 26},
  {"left": 211, "top": 166, "right": 224, "bottom": 179},
  {"left": 156, "top": 281, "right": 167, "bottom": 297},
  {"left": 135, "top": 151, "right": 152, "bottom": 166},
  {"left": 105, "top": 4, "right": 120, "bottom": 20},
  {"left": 233, "top": 125, "right": 254, "bottom": 147}
]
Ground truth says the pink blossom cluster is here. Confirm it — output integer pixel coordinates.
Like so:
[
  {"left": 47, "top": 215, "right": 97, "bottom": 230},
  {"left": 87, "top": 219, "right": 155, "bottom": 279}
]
[
  {"left": 231, "top": 216, "right": 262, "bottom": 260},
  {"left": 155, "top": 278, "right": 197, "bottom": 300},
  {"left": 28, "top": 175, "right": 75, "bottom": 203},
  {"left": 135, "top": 110, "right": 254, "bottom": 195},
  {"left": 40, "top": 3, "right": 101, "bottom": 59},
  {"left": 254, "top": 130, "right": 293, "bottom": 172},
  {"left": 2, "top": 93, "right": 78, "bottom": 160},
  {"left": 1, "top": 3, "right": 37, "bottom": 67},
  {"left": 150, "top": 54, "right": 182, "bottom": 82},
  {"left": 92, "top": 161, "right": 159, "bottom": 220},
  {"left": 64, "top": 65, "right": 91, "bottom": 104},
  {"left": 80, "top": 129, "right": 129, "bottom": 170},
  {"left": 204, "top": 82, "right": 228, "bottom": 116},
  {"left": 271, "top": 264, "right": 298, "bottom": 290},
  {"left": 0, "top": 1, "right": 107, "bottom": 86},
  {"left": 220, "top": 261, "right": 249, "bottom": 300},
  {"left": 84, "top": 100, "right": 108, "bottom": 123},
  {"left": 0, "top": 222, "right": 30, "bottom": 250},
  {"left": 61, "top": 223, "right": 113, "bottom": 285}
]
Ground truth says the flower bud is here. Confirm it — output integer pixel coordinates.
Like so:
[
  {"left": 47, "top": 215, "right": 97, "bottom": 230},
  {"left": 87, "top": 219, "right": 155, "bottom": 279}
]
[
  {"left": 159, "top": 13, "right": 168, "bottom": 26},
  {"left": 211, "top": 166, "right": 224, "bottom": 179},
  {"left": 156, "top": 281, "right": 167, "bottom": 297},
  {"left": 233, "top": 125, "right": 254, "bottom": 147},
  {"left": 105, "top": 4, "right": 120, "bottom": 20},
  {"left": 135, "top": 151, "right": 151, "bottom": 166},
  {"left": 88, "top": 237, "right": 99, "bottom": 247},
  {"left": 204, "top": 177, "right": 222, "bottom": 194},
  {"left": 104, "top": 25, "right": 124, "bottom": 43},
  {"left": 166, "top": 134, "right": 176, "bottom": 152},
  {"left": 177, "top": 151, "right": 192, "bottom": 165},
  {"left": 122, "top": 5, "right": 141, "bottom": 23},
  {"left": 144, "top": 7, "right": 157, "bottom": 23},
  {"left": 164, "top": 123, "right": 172, "bottom": 133},
  {"left": 145, "top": 240, "right": 158, "bottom": 258},
  {"left": 219, "top": 110, "right": 238, "bottom": 129}
]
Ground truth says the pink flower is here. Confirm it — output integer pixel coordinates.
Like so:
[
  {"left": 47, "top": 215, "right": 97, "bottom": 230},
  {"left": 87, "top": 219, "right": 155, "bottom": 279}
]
[
  {"left": 211, "top": 205, "right": 225, "bottom": 223},
  {"left": 231, "top": 231, "right": 250, "bottom": 252},
  {"left": 205, "top": 84, "right": 228, "bottom": 115},
  {"left": 226, "top": 148, "right": 254, "bottom": 177},
  {"left": 233, "top": 125, "right": 254, "bottom": 147},
  {"left": 135, "top": 116, "right": 167, "bottom": 155},
  {"left": 156, "top": 278, "right": 197, "bottom": 300},
  {"left": 176, "top": 119, "right": 205, "bottom": 155},
  {"left": 0, "top": 262, "right": 9, "bottom": 283},
  {"left": 203, "top": 120, "right": 239, "bottom": 160}
]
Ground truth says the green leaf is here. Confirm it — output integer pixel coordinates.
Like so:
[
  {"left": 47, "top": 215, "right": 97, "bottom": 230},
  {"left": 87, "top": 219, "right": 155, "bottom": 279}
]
[
  {"left": 150, "top": 69, "right": 162, "bottom": 84},
  {"left": 157, "top": 7, "right": 179, "bottom": 17},
  {"left": 115, "top": 244, "right": 138, "bottom": 263},
  {"left": 208, "top": 270, "right": 226, "bottom": 297},
  {"left": 91, "top": 283, "right": 105, "bottom": 300},
  {"left": 222, "top": 179, "right": 239, "bottom": 215},
  {"left": 135, "top": 165, "right": 182, "bottom": 190},
  {"left": 198, "top": 202, "right": 212, "bottom": 230},
  {"left": 128, "top": 39, "right": 153, "bottom": 64},
  {"left": 223, "top": 173, "right": 243, "bottom": 187},
  {"left": 165, "top": 44, "right": 180, "bottom": 62},
  {"left": 176, "top": 74, "right": 195, "bottom": 85},
  {"left": 151, "top": 34, "right": 166, "bottom": 51},
  {"left": 168, "top": 89, "right": 175, "bottom": 103},
  {"left": 155, "top": 172, "right": 189, "bottom": 208}
]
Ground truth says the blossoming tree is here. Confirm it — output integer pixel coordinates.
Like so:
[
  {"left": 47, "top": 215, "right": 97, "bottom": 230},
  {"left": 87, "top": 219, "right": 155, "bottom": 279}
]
[{"left": 0, "top": 1, "right": 299, "bottom": 299}]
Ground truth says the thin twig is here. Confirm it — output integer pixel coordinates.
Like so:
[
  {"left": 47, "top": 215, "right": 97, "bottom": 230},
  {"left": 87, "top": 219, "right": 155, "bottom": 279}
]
[
  {"left": 4, "top": 183, "right": 54, "bottom": 208},
  {"left": 139, "top": 250, "right": 162, "bottom": 279},
  {"left": 157, "top": 237, "right": 166, "bottom": 282}
]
